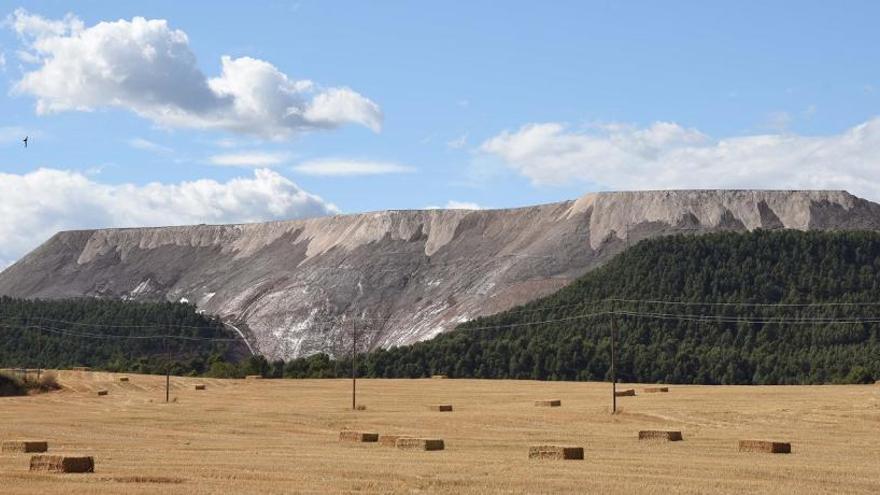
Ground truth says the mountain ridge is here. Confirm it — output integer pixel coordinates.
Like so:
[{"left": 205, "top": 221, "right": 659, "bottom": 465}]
[{"left": 2, "top": 189, "right": 879, "bottom": 359}]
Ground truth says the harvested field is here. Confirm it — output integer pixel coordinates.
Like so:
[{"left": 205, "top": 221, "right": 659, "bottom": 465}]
[
  {"left": 528, "top": 445, "right": 584, "bottom": 460},
  {"left": 2, "top": 440, "right": 48, "bottom": 453},
  {"left": 29, "top": 455, "right": 94, "bottom": 473},
  {"left": 395, "top": 438, "right": 445, "bottom": 451},
  {"left": 0, "top": 371, "right": 878, "bottom": 494},
  {"left": 534, "top": 399, "right": 562, "bottom": 407},
  {"left": 638, "top": 430, "right": 683, "bottom": 441},
  {"left": 738, "top": 440, "right": 792, "bottom": 454}
]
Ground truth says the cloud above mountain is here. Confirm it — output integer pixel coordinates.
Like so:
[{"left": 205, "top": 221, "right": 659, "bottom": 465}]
[
  {"left": 7, "top": 9, "right": 382, "bottom": 139},
  {"left": 0, "top": 168, "right": 337, "bottom": 268},
  {"left": 480, "top": 119, "right": 880, "bottom": 200}
]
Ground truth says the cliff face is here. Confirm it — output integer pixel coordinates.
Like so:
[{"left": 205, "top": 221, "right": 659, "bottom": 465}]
[{"left": 2, "top": 190, "right": 879, "bottom": 359}]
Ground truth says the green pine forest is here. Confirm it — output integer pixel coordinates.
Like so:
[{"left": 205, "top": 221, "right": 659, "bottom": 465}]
[
  {"left": 285, "top": 230, "right": 880, "bottom": 384},
  {"left": 0, "top": 297, "right": 248, "bottom": 376},
  {"left": 2, "top": 230, "right": 879, "bottom": 384}
]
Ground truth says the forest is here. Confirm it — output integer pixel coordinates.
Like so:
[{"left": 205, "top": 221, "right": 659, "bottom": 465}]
[
  {"left": 282, "top": 230, "right": 880, "bottom": 384},
  {"left": 0, "top": 297, "right": 247, "bottom": 376}
]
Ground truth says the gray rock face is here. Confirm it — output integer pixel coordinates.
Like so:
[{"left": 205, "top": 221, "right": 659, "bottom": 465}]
[{"left": 2, "top": 189, "right": 879, "bottom": 359}]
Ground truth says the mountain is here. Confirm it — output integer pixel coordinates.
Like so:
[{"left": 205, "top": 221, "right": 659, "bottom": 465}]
[
  {"left": 284, "top": 230, "right": 880, "bottom": 385},
  {"left": 2, "top": 190, "right": 879, "bottom": 359}
]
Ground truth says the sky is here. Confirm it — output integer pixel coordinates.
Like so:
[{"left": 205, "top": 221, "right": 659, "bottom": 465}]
[{"left": 1, "top": 1, "right": 879, "bottom": 267}]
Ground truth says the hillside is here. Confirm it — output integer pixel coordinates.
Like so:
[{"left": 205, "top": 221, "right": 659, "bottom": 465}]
[
  {"left": 287, "top": 230, "right": 880, "bottom": 384},
  {"left": 2, "top": 190, "right": 880, "bottom": 360},
  {"left": 0, "top": 298, "right": 248, "bottom": 374}
]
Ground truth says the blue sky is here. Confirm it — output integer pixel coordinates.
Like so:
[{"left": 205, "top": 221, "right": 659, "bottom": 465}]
[{"left": 1, "top": 1, "right": 879, "bottom": 265}]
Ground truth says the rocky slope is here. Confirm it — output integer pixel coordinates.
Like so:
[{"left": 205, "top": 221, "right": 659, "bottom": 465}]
[{"left": 2, "top": 190, "right": 879, "bottom": 359}]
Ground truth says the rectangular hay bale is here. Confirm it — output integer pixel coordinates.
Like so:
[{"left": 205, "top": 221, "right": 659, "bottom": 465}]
[
  {"left": 339, "top": 431, "right": 379, "bottom": 443},
  {"left": 194, "top": 384, "right": 206, "bottom": 390},
  {"left": 118, "top": 377, "right": 129, "bottom": 382},
  {"left": 428, "top": 404, "right": 453, "bottom": 412},
  {"left": 642, "top": 387, "right": 669, "bottom": 393},
  {"left": 29, "top": 455, "right": 94, "bottom": 473},
  {"left": 2, "top": 440, "right": 48, "bottom": 453},
  {"left": 615, "top": 389, "right": 636, "bottom": 397},
  {"left": 534, "top": 399, "right": 562, "bottom": 407},
  {"left": 96, "top": 390, "right": 108, "bottom": 396},
  {"left": 396, "top": 438, "right": 445, "bottom": 451},
  {"left": 638, "top": 430, "right": 683, "bottom": 441},
  {"left": 528, "top": 445, "right": 584, "bottom": 460},
  {"left": 738, "top": 440, "right": 791, "bottom": 454},
  {"left": 379, "top": 434, "right": 412, "bottom": 447}
]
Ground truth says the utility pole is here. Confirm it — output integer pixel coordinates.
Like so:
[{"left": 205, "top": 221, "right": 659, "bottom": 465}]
[
  {"left": 351, "top": 319, "right": 358, "bottom": 410},
  {"left": 610, "top": 299, "right": 617, "bottom": 414},
  {"left": 165, "top": 337, "right": 171, "bottom": 403}
]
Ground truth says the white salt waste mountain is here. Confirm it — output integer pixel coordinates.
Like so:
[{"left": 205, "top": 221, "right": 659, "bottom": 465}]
[{"left": 2, "top": 190, "right": 879, "bottom": 359}]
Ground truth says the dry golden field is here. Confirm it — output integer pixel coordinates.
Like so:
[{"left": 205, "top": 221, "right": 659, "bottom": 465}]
[{"left": 1, "top": 371, "right": 879, "bottom": 494}]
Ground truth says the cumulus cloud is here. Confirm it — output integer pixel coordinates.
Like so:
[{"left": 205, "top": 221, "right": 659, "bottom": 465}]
[
  {"left": 480, "top": 119, "right": 880, "bottom": 200},
  {"left": 292, "top": 159, "right": 414, "bottom": 176},
  {"left": 209, "top": 152, "right": 289, "bottom": 167},
  {"left": 8, "top": 9, "right": 382, "bottom": 139},
  {"left": 0, "top": 168, "right": 337, "bottom": 268},
  {"left": 447, "top": 134, "right": 468, "bottom": 149}
]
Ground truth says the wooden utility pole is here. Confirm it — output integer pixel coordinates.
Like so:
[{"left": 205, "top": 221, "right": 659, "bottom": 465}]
[
  {"left": 610, "top": 299, "right": 617, "bottom": 414},
  {"left": 351, "top": 319, "right": 358, "bottom": 410},
  {"left": 165, "top": 338, "right": 171, "bottom": 403}
]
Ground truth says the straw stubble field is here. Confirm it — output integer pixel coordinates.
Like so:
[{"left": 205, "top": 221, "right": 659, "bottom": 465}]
[{"left": 1, "top": 371, "right": 878, "bottom": 494}]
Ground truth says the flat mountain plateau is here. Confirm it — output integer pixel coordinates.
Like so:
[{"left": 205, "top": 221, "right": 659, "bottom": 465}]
[{"left": 3, "top": 190, "right": 879, "bottom": 359}]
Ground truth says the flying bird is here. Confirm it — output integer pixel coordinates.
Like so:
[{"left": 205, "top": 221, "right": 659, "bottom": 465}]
[{"left": 23, "top": 136, "right": 28, "bottom": 148}]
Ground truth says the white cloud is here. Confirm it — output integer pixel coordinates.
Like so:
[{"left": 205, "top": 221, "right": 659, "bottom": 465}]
[
  {"left": 0, "top": 50, "right": 5, "bottom": 69},
  {"left": 479, "top": 119, "right": 880, "bottom": 200},
  {"left": 8, "top": 9, "right": 382, "bottom": 139},
  {"left": 209, "top": 152, "right": 289, "bottom": 167},
  {"left": 447, "top": 133, "right": 468, "bottom": 149},
  {"left": 128, "top": 137, "right": 173, "bottom": 154},
  {"left": 292, "top": 159, "right": 414, "bottom": 176},
  {"left": 425, "top": 200, "right": 484, "bottom": 210},
  {"left": 0, "top": 168, "right": 337, "bottom": 268}
]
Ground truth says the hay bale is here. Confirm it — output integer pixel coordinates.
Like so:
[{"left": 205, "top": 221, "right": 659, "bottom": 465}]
[
  {"left": 528, "top": 445, "right": 584, "bottom": 460},
  {"left": 638, "top": 430, "right": 683, "bottom": 441},
  {"left": 379, "top": 434, "right": 412, "bottom": 447},
  {"left": 738, "top": 440, "right": 791, "bottom": 454},
  {"left": 615, "top": 389, "right": 636, "bottom": 397},
  {"left": 30, "top": 455, "right": 94, "bottom": 473},
  {"left": 396, "top": 438, "right": 445, "bottom": 451},
  {"left": 642, "top": 387, "right": 669, "bottom": 393},
  {"left": 245, "top": 375, "right": 263, "bottom": 380},
  {"left": 339, "top": 431, "right": 379, "bottom": 443},
  {"left": 431, "top": 375, "right": 447, "bottom": 379},
  {"left": 2, "top": 440, "right": 48, "bottom": 453},
  {"left": 428, "top": 404, "right": 453, "bottom": 412},
  {"left": 534, "top": 399, "right": 562, "bottom": 407},
  {"left": 194, "top": 384, "right": 206, "bottom": 391},
  {"left": 118, "top": 377, "right": 129, "bottom": 382},
  {"left": 96, "top": 390, "right": 108, "bottom": 396}
]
